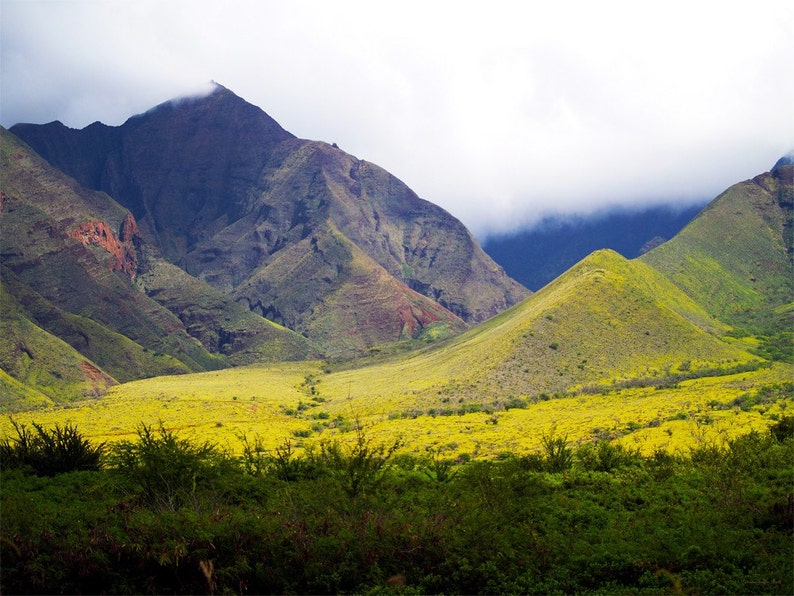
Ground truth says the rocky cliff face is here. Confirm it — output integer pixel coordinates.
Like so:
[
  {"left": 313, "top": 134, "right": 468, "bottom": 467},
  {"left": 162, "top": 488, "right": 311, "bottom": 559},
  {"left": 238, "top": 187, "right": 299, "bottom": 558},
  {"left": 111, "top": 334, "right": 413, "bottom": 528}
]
[
  {"left": 0, "top": 126, "right": 317, "bottom": 401},
  {"left": 68, "top": 216, "right": 139, "bottom": 279},
  {"left": 13, "top": 85, "right": 528, "bottom": 354}
]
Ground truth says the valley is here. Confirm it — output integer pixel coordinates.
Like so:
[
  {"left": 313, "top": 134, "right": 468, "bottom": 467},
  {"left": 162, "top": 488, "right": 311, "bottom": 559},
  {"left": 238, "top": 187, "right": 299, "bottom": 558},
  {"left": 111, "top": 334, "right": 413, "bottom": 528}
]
[
  {"left": 1, "top": 87, "right": 792, "bottom": 459},
  {"left": 1, "top": 358, "right": 789, "bottom": 459},
  {"left": 1, "top": 86, "right": 792, "bottom": 595}
]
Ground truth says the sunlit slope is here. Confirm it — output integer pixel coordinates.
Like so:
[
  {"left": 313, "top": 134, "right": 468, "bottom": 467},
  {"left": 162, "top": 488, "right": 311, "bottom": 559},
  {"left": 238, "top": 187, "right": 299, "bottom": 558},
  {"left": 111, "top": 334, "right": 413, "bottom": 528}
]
[
  {"left": 235, "top": 223, "right": 467, "bottom": 357},
  {"left": 0, "top": 282, "right": 115, "bottom": 409},
  {"left": 641, "top": 165, "right": 793, "bottom": 333},
  {"left": 1, "top": 249, "right": 777, "bottom": 456},
  {"left": 322, "top": 249, "right": 754, "bottom": 408}
]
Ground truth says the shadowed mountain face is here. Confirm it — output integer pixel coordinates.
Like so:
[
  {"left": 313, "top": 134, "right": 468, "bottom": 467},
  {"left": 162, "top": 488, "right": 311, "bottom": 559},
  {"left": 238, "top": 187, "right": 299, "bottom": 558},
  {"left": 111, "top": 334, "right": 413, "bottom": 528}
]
[
  {"left": 483, "top": 204, "right": 706, "bottom": 291},
  {"left": 12, "top": 85, "right": 527, "bottom": 355},
  {"left": 0, "top": 126, "right": 319, "bottom": 403}
]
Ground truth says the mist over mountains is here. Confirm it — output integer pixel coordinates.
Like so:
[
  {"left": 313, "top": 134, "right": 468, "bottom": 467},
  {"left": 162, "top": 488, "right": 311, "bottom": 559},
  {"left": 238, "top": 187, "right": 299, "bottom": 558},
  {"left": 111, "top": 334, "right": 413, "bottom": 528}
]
[
  {"left": 1, "top": 83, "right": 792, "bottom": 406},
  {"left": 483, "top": 204, "right": 706, "bottom": 291}
]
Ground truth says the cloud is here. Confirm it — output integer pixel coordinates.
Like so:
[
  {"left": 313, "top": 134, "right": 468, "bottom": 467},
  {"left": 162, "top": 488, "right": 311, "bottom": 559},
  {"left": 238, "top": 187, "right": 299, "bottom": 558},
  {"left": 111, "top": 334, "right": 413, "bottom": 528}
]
[{"left": 2, "top": 0, "right": 793, "bottom": 238}]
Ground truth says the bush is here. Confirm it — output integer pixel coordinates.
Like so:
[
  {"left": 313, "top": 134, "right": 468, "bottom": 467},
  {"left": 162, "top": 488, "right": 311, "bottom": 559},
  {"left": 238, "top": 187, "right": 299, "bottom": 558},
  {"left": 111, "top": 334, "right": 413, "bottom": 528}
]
[
  {"left": 311, "top": 426, "right": 402, "bottom": 496},
  {"left": 1, "top": 425, "right": 792, "bottom": 594},
  {"left": 541, "top": 431, "right": 573, "bottom": 472},
  {"left": 422, "top": 448, "right": 458, "bottom": 482},
  {"left": 576, "top": 440, "right": 641, "bottom": 472},
  {"left": 770, "top": 415, "right": 794, "bottom": 442},
  {"left": 107, "top": 423, "right": 233, "bottom": 512},
  {"left": 0, "top": 419, "right": 104, "bottom": 476},
  {"left": 267, "top": 438, "right": 320, "bottom": 481}
]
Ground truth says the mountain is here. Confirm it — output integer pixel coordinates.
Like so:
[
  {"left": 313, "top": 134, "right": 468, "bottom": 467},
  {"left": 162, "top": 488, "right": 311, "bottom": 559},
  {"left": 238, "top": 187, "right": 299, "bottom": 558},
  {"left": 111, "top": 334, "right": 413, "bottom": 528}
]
[
  {"left": 0, "top": 127, "right": 316, "bottom": 404},
  {"left": 482, "top": 204, "right": 705, "bottom": 291},
  {"left": 355, "top": 248, "right": 754, "bottom": 405},
  {"left": 640, "top": 161, "right": 793, "bottom": 339},
  {"left": 11, "top": 84, "right": 528, "bottom": 356}
]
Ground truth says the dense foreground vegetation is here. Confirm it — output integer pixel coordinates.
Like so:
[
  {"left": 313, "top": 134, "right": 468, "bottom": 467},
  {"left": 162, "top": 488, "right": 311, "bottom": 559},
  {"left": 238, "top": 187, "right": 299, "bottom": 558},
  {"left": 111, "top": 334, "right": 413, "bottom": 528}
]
[{"left": 2, "top": 419, "right": 793, "bottom": 595}]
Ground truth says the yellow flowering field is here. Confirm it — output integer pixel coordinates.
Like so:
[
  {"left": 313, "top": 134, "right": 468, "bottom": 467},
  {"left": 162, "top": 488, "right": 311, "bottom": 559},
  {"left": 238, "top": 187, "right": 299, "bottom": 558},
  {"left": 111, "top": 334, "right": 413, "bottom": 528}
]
[{"left": 2, "top": 358, "right": 790, "bottom": 459}]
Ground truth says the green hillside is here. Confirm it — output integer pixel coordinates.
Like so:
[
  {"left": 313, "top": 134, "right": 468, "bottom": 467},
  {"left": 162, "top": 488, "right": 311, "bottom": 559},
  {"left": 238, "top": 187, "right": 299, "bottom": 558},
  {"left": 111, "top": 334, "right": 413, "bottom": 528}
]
[
  {"left": 641, "top": 165, "right": 793, "bottom": 336},
  {"left": 0, "top": 282, "right": 115, "bottom": 408},
  {"left": 322, "top": 248, "right": 753, "bottom": 412},
  {"left": 0, "top": 127, "right": 317, "bottom": 400}
]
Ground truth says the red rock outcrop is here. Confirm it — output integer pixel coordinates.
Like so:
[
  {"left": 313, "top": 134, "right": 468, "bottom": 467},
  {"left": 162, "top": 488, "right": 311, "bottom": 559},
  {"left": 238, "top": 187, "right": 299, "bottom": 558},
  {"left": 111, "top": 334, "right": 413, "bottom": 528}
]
[
  {"left": 68, "top": 214, "right": 140, "bottom": 279},
  {"left": 120, "top": 211, "right": 140, "bottom": 242}
]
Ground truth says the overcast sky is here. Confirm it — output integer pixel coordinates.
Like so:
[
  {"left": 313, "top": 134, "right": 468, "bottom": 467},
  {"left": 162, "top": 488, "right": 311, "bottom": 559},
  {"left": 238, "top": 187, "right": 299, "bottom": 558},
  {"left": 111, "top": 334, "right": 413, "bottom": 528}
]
[{"left": 2, "top": 0, "right": 793, "bottom": 239}]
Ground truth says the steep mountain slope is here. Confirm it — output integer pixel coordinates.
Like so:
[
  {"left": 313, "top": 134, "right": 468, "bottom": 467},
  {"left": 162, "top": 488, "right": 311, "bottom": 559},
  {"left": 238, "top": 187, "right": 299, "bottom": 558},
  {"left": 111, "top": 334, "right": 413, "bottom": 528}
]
[
  {"left": 309, "top": 249, "right": 755, "bottom": 412},
  {"left": 399, "top": 249, "right": 750, "bottom": 399},
  {"left": 640, "top": 162, "right": 793, "bottom": 336},
  {"left": 11, "top": 85, "right": 527, "bottom": 354},
  {"left": 0, "top": 280, "right": 115, "bottom": 407},
  {"left": 0, "top": 127, "right": 316, "bottom": 401},
  {"left": 483, "top": 204, "right": 705, "bottom": 290}
]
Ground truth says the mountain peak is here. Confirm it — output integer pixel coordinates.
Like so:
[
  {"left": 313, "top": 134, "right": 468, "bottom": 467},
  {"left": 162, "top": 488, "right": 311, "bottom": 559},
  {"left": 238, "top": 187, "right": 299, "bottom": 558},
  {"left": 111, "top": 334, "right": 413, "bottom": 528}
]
[
  {"left": 127, "top": 83, "right": 295, "bottom": 142},
  {"left": 10, "top": 86, "right": 527, "bottom": 358},
  {"left": 772, "top": 150, "right": 794, "bottom": 173}
]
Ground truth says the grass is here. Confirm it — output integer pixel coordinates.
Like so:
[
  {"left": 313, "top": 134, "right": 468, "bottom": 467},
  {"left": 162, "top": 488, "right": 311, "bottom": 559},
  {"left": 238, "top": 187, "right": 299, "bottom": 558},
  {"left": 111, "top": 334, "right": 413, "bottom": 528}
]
[
  {"left": 641, "top": 173, "right": 793, "bottom": 334},
  {"left": 2, "top": 359, "right": 789, "bottom": 460}
]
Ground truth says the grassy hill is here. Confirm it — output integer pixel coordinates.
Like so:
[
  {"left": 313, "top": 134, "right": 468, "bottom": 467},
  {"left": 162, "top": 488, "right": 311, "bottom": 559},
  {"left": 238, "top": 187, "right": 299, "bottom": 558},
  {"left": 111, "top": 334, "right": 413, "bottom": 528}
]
[
  {"left": 641, "top": 164, "right": 793, "bottom": 336},
  {"left": 6, "top": 248, "right": 780, "bottom": 457},
  {"left": 396, "top": 249, "right": 750, "bottom": 402}
]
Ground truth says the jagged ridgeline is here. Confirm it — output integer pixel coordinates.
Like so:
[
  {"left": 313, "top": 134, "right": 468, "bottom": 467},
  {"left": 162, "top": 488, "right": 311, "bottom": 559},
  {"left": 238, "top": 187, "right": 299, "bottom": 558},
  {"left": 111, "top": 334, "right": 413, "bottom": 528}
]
[
  {"left": 2, "top": 85, "right": 527, "bottom": 403},
  {"left": 0, "top": 127, "right": 319, "bottom": 407}
]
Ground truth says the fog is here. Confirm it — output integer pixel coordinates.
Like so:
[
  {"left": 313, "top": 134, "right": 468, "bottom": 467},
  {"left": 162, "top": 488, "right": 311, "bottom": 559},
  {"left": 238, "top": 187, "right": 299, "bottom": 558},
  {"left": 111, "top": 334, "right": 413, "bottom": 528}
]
[{"left": 2, "top": 0, "right": 792, "bottom": 238}]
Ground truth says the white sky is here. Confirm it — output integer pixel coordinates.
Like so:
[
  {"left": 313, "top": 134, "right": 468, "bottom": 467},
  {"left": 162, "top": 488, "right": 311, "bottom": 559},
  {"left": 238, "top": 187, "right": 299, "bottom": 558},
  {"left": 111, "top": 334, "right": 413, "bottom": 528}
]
[{"left": 2, "top": 0, "right": 793, "bottom": 238}]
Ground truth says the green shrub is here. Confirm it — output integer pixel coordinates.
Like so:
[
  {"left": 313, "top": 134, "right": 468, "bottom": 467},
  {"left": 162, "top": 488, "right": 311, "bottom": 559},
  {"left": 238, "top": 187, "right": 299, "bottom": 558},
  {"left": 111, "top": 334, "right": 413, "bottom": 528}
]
[
  {"left": 266, "top": 438, "right": 320, "bottom": 481},
  {"left": 541, "top": 431, "right": 573, "bottom": 472},
  {"left": 576, "top": 440, "right": 641, "bottom": 472},
  {"left": 311, "top": 426, "right": 402, "bottom": 496},
  {"left": 422, "top": 448, "right": 458, "bottom": 482},
  {"left": 770, "top": 415, "right": 794, "bottom": 442},
  {"left": 0, "top": 419, "right": 104, "bottom": 476},
  {"left": 107, "top": 423, "right": 232, "bottom": 512}
]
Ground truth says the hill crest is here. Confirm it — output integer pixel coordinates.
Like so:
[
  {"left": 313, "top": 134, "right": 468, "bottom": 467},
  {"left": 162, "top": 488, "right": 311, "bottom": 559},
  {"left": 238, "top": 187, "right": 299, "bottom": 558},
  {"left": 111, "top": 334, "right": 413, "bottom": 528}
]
[{"left": 641, "top": 163, "right": 793, "bottom": 334}]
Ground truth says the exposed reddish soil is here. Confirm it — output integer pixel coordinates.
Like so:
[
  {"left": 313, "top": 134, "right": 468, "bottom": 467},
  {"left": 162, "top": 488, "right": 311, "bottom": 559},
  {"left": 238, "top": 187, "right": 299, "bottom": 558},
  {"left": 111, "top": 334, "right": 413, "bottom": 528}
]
[{"left": 68, "top": 216, "right": 140, "bottom": 279}]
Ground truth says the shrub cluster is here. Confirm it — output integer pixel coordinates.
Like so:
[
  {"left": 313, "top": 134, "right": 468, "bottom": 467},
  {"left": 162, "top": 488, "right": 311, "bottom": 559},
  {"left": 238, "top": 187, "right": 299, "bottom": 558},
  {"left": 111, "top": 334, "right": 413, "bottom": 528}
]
[
  {"left": 1, "top": 418, "right": 792, "bottom": 594},
  {"left": 0, "top": 420, "right": 104, "bottom": 476}
]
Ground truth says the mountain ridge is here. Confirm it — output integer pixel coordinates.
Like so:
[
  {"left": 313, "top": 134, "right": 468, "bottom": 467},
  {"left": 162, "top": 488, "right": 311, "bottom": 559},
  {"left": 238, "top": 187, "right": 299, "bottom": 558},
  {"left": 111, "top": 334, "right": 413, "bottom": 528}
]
[
  {"left": 11, "top": 85, "right": 528, "bottom": 356},
  {"left": 0, "top": 126, "right": 318, "bottom": 402}
]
